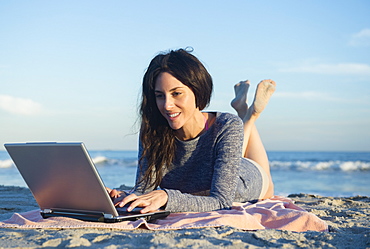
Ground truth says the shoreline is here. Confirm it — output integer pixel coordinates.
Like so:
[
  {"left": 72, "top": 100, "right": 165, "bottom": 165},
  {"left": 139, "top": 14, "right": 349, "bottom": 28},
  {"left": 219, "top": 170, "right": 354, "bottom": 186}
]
[{"left": 0, "top": 186, "right": 369, "bottom": 248}]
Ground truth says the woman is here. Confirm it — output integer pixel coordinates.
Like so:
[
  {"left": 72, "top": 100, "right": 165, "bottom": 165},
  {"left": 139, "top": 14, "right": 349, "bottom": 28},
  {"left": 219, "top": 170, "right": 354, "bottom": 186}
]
[{"left": 109, "top": 48, "right": 275, "bottom": 213}]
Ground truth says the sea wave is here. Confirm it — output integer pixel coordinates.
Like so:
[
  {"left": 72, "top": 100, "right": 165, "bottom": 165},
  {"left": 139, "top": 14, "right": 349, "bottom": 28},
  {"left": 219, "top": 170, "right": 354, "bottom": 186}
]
[
  {"left": 92, "top": 156, "right": 109, "bottom": 164},
  {"left": 0, "top": 157, "right": 138, "bottom": 168},
  {"left": 270, "top": 160, "right": 370, "bottom": 171},
  {"left": 92, "top": 156, "right": 370, "bottom": 171},
  {"left": 2, "top": 156, "right": 369, "bottom": 172},
  {"left": 91, "top": 156, "right": 138, "bottom": 167}
]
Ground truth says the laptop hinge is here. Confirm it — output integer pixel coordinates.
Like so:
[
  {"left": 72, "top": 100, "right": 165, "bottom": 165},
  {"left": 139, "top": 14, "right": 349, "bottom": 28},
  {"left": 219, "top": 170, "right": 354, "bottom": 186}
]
[
  {"left": 104, "top": 214, "right": 114, "bottom": 219},
  {"left": 43, "top": 209, "right": 52, "bottom": 214},
  {"left": 41, "top": 208, "right": 108, "bottom": 222}
]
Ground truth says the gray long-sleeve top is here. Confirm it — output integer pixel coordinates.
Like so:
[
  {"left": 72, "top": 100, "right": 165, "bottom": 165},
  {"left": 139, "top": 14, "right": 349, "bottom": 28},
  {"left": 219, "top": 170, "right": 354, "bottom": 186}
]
[{"left": 132, "top": 112, "right": 262, "bottom": 212}]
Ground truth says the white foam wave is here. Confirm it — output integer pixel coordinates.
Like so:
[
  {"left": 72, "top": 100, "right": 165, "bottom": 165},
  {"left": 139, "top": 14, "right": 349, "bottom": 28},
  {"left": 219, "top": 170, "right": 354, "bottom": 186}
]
[
  {"left": 270, "top": 160, "right": 370, "bottom": 171},
  {"left": 91, "top": 156, "right": 137, "bottom": 167},
  {"left": 339, "top": 161, "right": 370, "bottom": 171},
  {"left": 92, "top": 156, "right": 109, "bottom": 164},
  {"left": 0, "top": 159, "right": 14, "bottom": 168}
]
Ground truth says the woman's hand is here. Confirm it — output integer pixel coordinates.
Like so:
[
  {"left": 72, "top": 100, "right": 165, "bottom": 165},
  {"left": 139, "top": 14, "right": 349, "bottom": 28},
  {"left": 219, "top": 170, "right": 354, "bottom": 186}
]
[
  {"left": 106, "top": 187, "right": 127, "bottom": 204},
  {"left": 116, "top": 190, "right": 168, "bottom": 213}
]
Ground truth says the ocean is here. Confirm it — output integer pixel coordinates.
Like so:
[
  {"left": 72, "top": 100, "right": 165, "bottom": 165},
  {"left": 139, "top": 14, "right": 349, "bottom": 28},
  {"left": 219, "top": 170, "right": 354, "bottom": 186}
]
[{"left": 0, "top": 150, "right": 369, "bottom": 197}]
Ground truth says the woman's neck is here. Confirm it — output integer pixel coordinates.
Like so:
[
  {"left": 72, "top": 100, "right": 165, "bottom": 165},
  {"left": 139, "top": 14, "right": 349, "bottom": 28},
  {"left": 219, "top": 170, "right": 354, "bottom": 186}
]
[{"left": 175, "top": 111, "right": 208, "bottom": 141}]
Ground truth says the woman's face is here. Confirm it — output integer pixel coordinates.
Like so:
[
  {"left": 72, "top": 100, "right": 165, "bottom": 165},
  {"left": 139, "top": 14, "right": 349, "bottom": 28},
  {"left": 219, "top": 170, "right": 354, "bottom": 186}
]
[{"left": 154, "top": 72, "right": 199, "bottom": 131}]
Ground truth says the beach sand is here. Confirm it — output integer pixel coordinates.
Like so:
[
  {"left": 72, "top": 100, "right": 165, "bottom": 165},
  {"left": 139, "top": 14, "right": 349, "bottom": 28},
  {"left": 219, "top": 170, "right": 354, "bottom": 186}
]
[{"left": 0, "top": 185, "right": 369, "bottom": 248}]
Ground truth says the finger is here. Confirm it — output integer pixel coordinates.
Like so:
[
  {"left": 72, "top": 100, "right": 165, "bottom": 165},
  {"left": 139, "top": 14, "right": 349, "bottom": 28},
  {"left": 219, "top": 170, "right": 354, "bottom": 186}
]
[
  {"left": 106, "top": 187, "right": 112, "bottom": 194},
  {"left": 117, "top": 193, "right": 138, "bottom": 207},
  {"left": 112, "top": 192, "right": 127, "bottom": 204},
  {"left": 111, "top": 189, "right": 120, "bottom": 198},
  {"left": 140, "top": 205, "right": 158, "bottom": 213},
  {"left": 126, "top": 198, "right": 152, "bottom": 212},
  {"left": 106, "top": 187, "right": 119, "bottom": 199}
]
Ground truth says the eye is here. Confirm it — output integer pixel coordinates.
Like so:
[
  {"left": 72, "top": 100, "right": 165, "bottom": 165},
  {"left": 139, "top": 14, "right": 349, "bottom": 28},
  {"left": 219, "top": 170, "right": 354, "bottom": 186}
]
[
  {"left": 172, "top": 92, "right": 182, "bottom": 97},
  {"left": 155, "top": 93, "right": 164, "bottom": 98}
]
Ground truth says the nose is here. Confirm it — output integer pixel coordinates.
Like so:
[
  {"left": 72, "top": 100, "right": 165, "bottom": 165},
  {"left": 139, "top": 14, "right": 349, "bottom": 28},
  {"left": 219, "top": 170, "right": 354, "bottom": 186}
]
[{"left": 164, "top": 97, "right": 174, "bottom": 110}]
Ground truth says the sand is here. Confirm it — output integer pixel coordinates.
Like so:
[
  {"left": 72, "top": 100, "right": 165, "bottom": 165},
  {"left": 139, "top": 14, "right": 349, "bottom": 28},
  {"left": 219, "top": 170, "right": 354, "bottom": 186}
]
[{"left": 0, "top": 185, "right": 369, "bottom": 248}]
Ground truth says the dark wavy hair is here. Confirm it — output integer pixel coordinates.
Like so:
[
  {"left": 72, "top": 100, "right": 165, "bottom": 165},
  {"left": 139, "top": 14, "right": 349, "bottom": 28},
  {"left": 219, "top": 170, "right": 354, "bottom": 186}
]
[{"left": 138, "top": 48, "right": 213, "bottom": 190}]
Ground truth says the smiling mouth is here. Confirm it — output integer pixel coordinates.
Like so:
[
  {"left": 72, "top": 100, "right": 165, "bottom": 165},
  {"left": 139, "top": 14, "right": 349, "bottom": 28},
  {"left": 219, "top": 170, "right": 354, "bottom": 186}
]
[{"left": 167, "top": 113, "right": 180, "bottom": 118}]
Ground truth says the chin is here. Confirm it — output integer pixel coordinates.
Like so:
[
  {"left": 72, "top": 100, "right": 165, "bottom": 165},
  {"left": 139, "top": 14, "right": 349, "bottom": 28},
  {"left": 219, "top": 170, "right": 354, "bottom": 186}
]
[
  {"left": 167, "top": 122, "right": 182, "bottom": 131},
  {"left": 170, "top": 125, "right": 181, "bottom": 130}
]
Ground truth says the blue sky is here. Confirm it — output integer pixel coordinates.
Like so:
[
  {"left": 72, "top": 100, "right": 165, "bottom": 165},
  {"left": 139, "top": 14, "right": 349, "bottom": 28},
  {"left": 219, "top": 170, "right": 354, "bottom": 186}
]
[{"left": 1, "top": 1, "right": 369, "bottom": 151}]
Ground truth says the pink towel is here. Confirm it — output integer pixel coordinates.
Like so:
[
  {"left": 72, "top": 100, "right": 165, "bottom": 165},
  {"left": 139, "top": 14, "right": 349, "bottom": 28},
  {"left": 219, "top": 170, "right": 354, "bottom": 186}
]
[{"left": 0, "top": 196, "right": 328, "bottom": 232}]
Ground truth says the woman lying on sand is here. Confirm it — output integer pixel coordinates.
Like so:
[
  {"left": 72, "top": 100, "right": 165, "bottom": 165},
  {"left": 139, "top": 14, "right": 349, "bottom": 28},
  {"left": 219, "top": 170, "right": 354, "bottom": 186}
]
[{"left": 108, "top": 48, "right": 276, "bottom": 213}]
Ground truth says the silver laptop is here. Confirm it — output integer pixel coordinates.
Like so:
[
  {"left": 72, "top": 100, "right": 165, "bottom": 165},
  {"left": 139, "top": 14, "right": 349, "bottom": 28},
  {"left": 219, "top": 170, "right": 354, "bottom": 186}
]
[{"left": 4, "top": 142, "right": 169, "bottom": 223}]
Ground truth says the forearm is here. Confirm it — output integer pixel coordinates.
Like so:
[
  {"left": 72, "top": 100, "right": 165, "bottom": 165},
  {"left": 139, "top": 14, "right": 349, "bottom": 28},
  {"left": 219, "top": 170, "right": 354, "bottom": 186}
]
[{"left": 163, "top": 188, "right": 233, "bottom": 213}]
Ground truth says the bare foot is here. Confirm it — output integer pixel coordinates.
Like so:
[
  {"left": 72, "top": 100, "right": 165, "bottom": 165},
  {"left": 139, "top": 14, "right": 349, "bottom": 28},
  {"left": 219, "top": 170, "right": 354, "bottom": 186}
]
[
  {"left": 251, "top": 79, "right": 276, "bottom": 115},
  {"left": 231, "top": 80, "right": 250, "bottom": 118}
]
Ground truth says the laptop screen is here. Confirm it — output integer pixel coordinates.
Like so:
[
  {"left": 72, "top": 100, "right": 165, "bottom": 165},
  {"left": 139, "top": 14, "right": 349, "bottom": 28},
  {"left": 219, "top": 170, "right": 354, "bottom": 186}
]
[{"left": 4, "top": 142, "right": 119, "bottom": 217}]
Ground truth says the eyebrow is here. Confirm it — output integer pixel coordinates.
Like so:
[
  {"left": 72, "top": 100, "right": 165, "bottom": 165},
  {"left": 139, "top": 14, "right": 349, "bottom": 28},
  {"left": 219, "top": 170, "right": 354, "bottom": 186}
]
[{"left": 154, "top": 87, "right": 185, "bottom": 93}]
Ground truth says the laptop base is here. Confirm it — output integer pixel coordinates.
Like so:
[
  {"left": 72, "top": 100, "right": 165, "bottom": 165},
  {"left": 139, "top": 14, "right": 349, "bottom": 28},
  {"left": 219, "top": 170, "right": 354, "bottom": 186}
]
[{"left": 41, "top": 209, "right": 170, "bottom": 223}]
